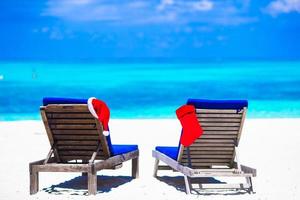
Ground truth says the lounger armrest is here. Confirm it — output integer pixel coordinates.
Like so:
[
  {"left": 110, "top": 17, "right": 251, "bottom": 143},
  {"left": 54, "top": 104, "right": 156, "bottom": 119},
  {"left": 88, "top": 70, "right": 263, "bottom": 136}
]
[
  {"left": 152, "top": 150, "right": 193, "bottom": 177},
  {"left": 241, "top": 164, "right": 257, "bottom": 177},
  {"left": 94, "top": 150, "right": 139, "bottom": 171},
  {"left": 29, "top": 157, "right": 57, "bottom": 166}
]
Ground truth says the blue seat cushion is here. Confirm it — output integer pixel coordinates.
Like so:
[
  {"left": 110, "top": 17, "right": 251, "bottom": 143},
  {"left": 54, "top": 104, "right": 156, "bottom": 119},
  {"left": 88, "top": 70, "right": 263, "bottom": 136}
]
[
  {"left": 187, "top": 99, "right": 248, "bottom": 110},
  {"left": 155, "top": 146, "right": 179, "bottom": 160},
  {"left": 111, "top": 144, "right": 138, "bottom": 156},
  {"left": 43, "top": 97, "right": 88, "bottom": 106}
]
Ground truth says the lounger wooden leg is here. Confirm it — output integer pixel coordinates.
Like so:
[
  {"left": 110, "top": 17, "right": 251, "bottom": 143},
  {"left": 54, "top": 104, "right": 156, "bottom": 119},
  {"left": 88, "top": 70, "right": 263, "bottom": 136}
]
[
  {"left": 88, "top": 164, "right": 97, "bottom": 195},
  {"left": 82, "top": 172, "right": 88, "bottom": 176},
  {"left": 29, "top": 165, "right": 39, "bottom": 195},
  {"left": 246, "top": 177, "right": 254, "bottom": 193},
  {"left": 132, "top": 157, "right": 139, "bottom": 178},
  {"left": 153, "top": 158, "right": 159, "bottom": 177},
  {"left": 184, "top": 175, "right": 191, "bottom": 195},
  {"left": 82, "top": 160, "right": 88, "bottom": 176}
]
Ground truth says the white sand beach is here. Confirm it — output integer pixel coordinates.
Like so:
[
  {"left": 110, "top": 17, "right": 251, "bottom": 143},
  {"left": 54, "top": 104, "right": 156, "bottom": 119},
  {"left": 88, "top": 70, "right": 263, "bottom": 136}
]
[{"left": 0, "top": 118, "right": 300, "bottom": 200}]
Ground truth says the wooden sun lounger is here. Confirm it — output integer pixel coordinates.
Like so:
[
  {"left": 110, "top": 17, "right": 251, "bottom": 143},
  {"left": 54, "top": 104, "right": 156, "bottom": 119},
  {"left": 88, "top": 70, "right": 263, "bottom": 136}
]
[
  {"left": 29, "top": 104, "right": 139, "bottom": 195},
  {"left": 152, "top": 100, "right": 256, "bottom": 194}
]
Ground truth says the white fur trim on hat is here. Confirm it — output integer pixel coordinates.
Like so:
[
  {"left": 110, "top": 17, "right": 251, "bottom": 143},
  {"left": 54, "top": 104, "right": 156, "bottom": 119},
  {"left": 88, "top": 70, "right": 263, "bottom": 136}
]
[
  {"left": 103, "top": 131, "right": 110, "bottom": 136},
  {"left": 88, "top": 97, "right": 98, "bottom": 119}
]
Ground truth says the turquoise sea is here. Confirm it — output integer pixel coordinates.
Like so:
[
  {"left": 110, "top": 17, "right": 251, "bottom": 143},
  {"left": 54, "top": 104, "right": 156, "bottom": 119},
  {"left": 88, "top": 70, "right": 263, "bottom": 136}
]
[{"left": 1, "top": 61, "right": 300, "bottom": 120}]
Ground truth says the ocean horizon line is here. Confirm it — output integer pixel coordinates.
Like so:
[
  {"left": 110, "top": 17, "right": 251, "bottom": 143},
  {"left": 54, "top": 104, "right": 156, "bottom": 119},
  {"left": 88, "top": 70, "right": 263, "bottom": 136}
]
[{"left": 1, "top": 57, "right": 300, "bottom": 65}]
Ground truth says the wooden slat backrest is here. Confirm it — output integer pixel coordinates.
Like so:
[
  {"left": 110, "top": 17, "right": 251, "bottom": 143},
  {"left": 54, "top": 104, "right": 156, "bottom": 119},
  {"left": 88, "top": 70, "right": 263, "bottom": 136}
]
[
  {"left": 40, "top": 104, "right": 111, "bottom": 163},
  {"left": 177, "top": 107, "right": 247, "bottom": 169}
]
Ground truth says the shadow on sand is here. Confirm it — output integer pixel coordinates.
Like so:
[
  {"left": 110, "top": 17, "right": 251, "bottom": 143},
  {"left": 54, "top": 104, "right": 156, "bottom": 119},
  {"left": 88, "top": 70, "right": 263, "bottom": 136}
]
[
  {"left": 42, "top": 175, "right": 133, "bottom": 195},
  {"left": 157, "top": 176, "right": 248, "bottom": 195}
]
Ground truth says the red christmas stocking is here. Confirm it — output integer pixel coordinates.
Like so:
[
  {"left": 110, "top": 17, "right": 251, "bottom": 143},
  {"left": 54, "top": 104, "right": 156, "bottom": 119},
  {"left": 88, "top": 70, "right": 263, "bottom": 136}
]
[{"left": 176, "top": 105, "right": 203, "bottom": 147}]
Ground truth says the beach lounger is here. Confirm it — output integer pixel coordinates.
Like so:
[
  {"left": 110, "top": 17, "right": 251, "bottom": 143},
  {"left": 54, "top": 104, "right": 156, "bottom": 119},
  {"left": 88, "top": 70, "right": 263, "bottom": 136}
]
[
  {"left": 29, "top": 98, "right": 139, "bottom": 195},
  {"left": 152, "top": 99, "right": 256, "bottom": 194}
]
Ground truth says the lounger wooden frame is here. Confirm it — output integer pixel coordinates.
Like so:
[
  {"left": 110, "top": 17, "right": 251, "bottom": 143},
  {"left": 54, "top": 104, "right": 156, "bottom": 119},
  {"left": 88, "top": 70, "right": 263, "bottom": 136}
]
[
  {"left": 29, "top": 104, "right": 139, "bottom": 195},
  {"left": 152, "top": 107, "right": 256, "bottom": 194}
]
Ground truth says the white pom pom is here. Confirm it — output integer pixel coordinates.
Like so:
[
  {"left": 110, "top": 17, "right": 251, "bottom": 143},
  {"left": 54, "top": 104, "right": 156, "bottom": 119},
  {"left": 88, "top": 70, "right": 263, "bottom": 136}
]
[{"left": 103, "top": 131, "right": 110, "bottom": 136}]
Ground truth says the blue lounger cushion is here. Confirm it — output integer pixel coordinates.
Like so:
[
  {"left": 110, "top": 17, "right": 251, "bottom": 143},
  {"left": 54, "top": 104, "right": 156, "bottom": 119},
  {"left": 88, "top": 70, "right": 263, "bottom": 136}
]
[
  {"left": 43, "top": 97, "right": 88, "bottom": 106},
  {"left": 111, "top": 145, "right": 138, "bottom": 156},
  {"left": 187, "top": 99, "right": 248, "bottom": 110},
  {"left": 155, "top": 146, "right": 179, "bottom": 160},
  {"left": 42, "top": 97, "right": 138, "bottom": 156}
]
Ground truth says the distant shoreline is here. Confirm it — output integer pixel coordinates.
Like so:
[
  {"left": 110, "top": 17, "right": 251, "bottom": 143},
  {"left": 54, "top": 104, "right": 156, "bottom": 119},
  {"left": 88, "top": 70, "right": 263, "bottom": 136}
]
[{"left": 2, "top": 115, "right": 300, "bottom": 122}]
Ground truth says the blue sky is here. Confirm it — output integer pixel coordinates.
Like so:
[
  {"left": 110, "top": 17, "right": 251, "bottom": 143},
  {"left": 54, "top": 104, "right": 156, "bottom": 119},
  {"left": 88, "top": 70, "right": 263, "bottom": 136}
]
[{"left": 1, "top": 0, "right": 300, "bottom": 61}]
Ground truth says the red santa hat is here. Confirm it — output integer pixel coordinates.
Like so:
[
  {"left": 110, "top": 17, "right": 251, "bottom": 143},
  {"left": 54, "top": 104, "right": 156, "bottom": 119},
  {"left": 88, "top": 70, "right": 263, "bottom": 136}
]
[
  {"left": 176, "top": 105, "right": 203, "bottom": 147},
  {"left": 87, "top": 97, "right": 110, "bottom": 136}
]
